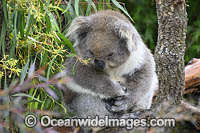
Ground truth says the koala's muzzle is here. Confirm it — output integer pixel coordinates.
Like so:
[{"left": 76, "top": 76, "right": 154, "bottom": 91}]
[{"left": 94, "top": 59, "right": 105, "bottom": 70}]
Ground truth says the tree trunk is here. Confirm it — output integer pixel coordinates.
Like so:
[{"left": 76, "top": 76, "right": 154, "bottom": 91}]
[{"left": 154, "top": 0, "right": 187, "bottom": 105}]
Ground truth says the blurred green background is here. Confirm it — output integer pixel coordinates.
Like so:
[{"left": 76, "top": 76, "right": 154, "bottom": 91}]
[{"left": 120, "top": 0, "right": 200, "bottom": 63}]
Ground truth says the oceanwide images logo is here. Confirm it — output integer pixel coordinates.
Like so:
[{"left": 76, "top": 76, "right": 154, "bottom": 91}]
[
  {"left": 40, "top": 115, "right": 139, "bottom": 129},
  {"left": 24, "top": 114, "right": 176, "bottom": 129},
  {"left": 24, "top": 114, "right": 37, "bottom": 128}
]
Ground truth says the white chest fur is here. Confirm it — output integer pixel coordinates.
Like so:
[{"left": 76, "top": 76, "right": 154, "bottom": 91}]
[{"left": 106, "top": 44, "right": 145, "bottom": 84}]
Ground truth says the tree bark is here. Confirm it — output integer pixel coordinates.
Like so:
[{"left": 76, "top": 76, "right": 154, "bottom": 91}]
[{"left": 154, "top": 0, "right": 187, "bottom": 105}]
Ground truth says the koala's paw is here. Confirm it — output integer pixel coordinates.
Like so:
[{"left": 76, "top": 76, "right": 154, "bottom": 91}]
[
  {"left": 117, "top": 86, "right": 128, "bottom": 97},
  {"left": 120, "top": 111, "right": 142, "bottom": 119},
  {"left": 114, "top": 82, "right": 128, "bottom": 97},
  {"left": 105, "top": 96, "right": 134, "bottom": 113}
]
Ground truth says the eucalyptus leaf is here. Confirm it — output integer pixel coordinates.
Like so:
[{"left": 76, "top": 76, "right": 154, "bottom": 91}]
[{"left": 12, "top": 93, "right": 42, "bottom": 103}]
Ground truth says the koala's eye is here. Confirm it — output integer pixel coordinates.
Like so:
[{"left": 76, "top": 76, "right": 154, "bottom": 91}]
[
  {"left": 107, "top": 53, "right": 114, "bottom": 57},
  {"left": 89, "top": 50, "right": 94, "bottom": 56}
]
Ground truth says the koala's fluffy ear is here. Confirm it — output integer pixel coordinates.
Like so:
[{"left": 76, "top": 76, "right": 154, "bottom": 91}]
[
  {"left": 66, "top": 16, "right": 91, "bottom": 46},
  {"left": 131, "top": 26, "right": 144, "bottom": 50},
  {"left": 115, "top": 21, "right": 137, "bottom": 52},
  {"left": 116, "top": 22, "right": 145, "bottom": 52}
]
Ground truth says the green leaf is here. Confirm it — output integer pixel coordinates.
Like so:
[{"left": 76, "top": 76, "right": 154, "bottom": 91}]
[
  {"left": 2, "top": 0, "right": 8, "bottom": 25},
  {"left": 56, "top": 32, "right": 76, "bottom": 53},
  {"left": 111, "top": 0, "right": 133, "bottom": 22},
  {"left": 34, "top": 94, "right": 41, "bottom": 109},
  {"left": 90, "top": 0, "right": 97, "bottom": 13},
  {"left": 9, "top": 10, "right": 18, "bottom": 58},
  {"left": 66, "top": 53, "right": 77, "bottom": 57},
  {"left": 105, "top": 0, "right": 112, "bottom": 9},
  {"left": 44, "top": 0, "right": 51, "bottom": 12},
  {"left": 20, "top": 60, "right": 29, "bottom": 85},
  {"left": 41, "top": 51, "right": 48, "bottom": 66},
  {"left": 28, "top": 88, "right": 34, "bottom": 110},
  {"left": 47, "top": 57, "right": 56, "bottom": 80},
  {"left": 28, "top": 88, "right": 39, "bottom": 110},
  {"left": 0, "top": 18, "right": 7, "bottom": 56},
  {"left": 98, "top": 0, "right": 103, "bottom": 10},
  {"left": 48, "top": 12, "right": 61, "bottom": 32},
  {"left": 45, "top": 15, "right": 51, "bottom": 33},
  {"left": 54, "top": 10, "right": 62, "bottom": 29},
  {"left": 52, "top": 0, "right": 55, "bottom": 6},
  {"left": 12, "top": 93, "right": 42, "bottom": 103},
  {"left": 19, "top": 11, "right": 25, "bottom": 39},
  {"left": 40, "top": 0, "right": 44, "bottom": 13},
  {"left": 74, "top": 0, "right": 80, "bottom": 16},
  {"left": 41, "top": 95, "right": 47, "bottom": 111},
  {"left": 85, "top": 0, "right": 92, "bottom": 16},
  {"left": 25, "top": 11, "right": 34, "bottom": 36},
  {"left": 62, "top": 0, "right": 72, "bottom": 14}
]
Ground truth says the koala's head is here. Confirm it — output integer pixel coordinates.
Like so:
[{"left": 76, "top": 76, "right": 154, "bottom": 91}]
[{"left": 67, "top": 10, "right": 141, "bottom": 70}]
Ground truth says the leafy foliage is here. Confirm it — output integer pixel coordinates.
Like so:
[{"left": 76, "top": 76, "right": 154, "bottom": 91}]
[
  {"left": 122, "top": 0, "right": 200, "bottom": 63},
  {"left": 185, "top": 0, "right": 200, "bottom": 63},
  {"left": 0, "top": 0, "right": 131, "bottom": 132},
  {"left": 1, "top": 0, "right": 70, "bottom": 116},
  {"left": 120, "top": 0, "right": 157, "bottom": 50}
]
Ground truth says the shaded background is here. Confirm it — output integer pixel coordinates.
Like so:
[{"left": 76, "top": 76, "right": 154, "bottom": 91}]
[{"left": 120, "top": 0, "right": 200, "bottom": 63}]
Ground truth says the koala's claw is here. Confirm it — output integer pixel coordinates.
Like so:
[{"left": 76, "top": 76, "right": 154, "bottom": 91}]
[
  {"left": 110, "top": 104, "right": 128, "bottom": 112},
  {"left": 122, "top": 87, "right": 127, "bottom": 94},
  {"left": 105, "top": 101, "right": 112, "bottom": 112},
  {"left": 104, "top": 98, "right": 115, "bottom": 112},
  {"left": 110, "top": 101, "right": 129, "bottom": 113},
  {"left": 105, "top": 96, "right": 133, "bottom": 113},
  {"left": 120, "top": 112, "right": 140, "bottom": 119},
  {"left": 115, "top": 86, "right": 128, "bottom": 97}
]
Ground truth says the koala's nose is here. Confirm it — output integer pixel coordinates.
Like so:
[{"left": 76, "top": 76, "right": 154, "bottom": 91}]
[{"left": 94, "top": 59, "right": 105, "bottom": 70}]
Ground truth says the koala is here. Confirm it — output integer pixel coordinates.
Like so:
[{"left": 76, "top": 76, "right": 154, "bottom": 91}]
[{"left": 63, "top": 10, "right": 158, "bottom": 119}]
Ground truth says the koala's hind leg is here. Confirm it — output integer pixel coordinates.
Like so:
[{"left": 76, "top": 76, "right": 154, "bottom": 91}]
[
  {"left": 70, "top": 94, "right": 115, "bottom": 118},
  {"left": 69, "top": 94, "right": 117, "bottom": 132}
]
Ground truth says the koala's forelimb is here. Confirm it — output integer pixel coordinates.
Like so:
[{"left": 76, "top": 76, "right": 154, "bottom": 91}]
[
  {"left": 107, "top": 49, "right": 158, "bottom": 113},
  {"left": 64, "top": 58, "right": 127, "bottom": 99}
]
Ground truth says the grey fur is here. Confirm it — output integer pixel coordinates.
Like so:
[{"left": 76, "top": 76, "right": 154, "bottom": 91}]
[{"left": 63, "top": 10, "right": 158, "bottom": 119}]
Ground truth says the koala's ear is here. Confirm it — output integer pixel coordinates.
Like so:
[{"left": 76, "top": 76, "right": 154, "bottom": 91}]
[
  {"left": 118, "top": 23, "right": 145, "bottom": 52},
  {"left": 131, "top": 26, "right": 144, "bottom": 50},
  {"left": 66, "top": 16, "right": 91, "bottom": 45},
  {"left": 117, "top": 23, "right": 137, "bottom": 52}
]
